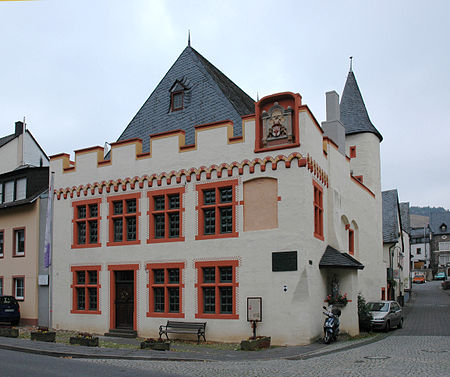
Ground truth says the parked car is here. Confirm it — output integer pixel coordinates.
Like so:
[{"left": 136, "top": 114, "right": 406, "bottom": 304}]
[
  {"left": 0, "top": 296, "right": 20, "bottom": 325},
  {"left": 413, "top": 274, "right": 425, "bottom": 284},
  {"left": 434, "top": 272, "right": 446, "bottom": 280},
  {"left": 367, "top": 300, "right": 403, "bottom": 332}
]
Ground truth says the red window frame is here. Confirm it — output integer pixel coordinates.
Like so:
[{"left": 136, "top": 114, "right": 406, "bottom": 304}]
[
  {"left": 313, "top": 180, "right": 324, "bottom": 241},
  {"left": 349, "top": 146, "right": 356, "bottom": 158},
  {"left": 0, "top": 229, "right": 4, "bottom": 258},
  {"left": 349, "top": 228, "right": 355, "bottom": 255},
  {"left": 107, "top": 193, "right": 141, "bottom": 246},
  {"left": 12, "top": 275, "right": 25, "bottom": 301},
  {"left": 381, "top": 287, "right": 386, "bottom": 300},
  {"left": 12, "top": 227, "right": 25, "bottom": 257},
  {"left": 194, "top": 260, "right": 239, "bottom": 319},
  {"left": 70, "top": 266, "right": 101, "bottom": 314},
  {"left": 146, "top": 262, "right": 185, "bottom": 318},
  {"left": 195, "top": 180, "right": 239, "bottom": 240},
  {"left": 171, "top": 91, "right": 184, "bottom": 111},
  {"left": 147, "top": 187, "right": 185, "bottom": 243},
  {"left": 72, "top": 198, "right": 102, "bottom": 249}
]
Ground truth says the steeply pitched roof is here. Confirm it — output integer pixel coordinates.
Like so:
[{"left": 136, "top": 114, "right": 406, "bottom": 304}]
[
  {"left": 399, "top": 202, "right": 410, "bottom": 234},
  {"left": 382, "top": 189, "right": 400, "bottom": 243},
  {"left": 319, "top": 245, "right": 364, "bottom": 270},
  {"left": 0, "top": 133, "right": 17, "bottom": 148},
  {"left": 340, "top": 70, "right": 383, "bottom": 141},
  {"left": 116, "top": 46, "right": 255, "bottom": 152}
]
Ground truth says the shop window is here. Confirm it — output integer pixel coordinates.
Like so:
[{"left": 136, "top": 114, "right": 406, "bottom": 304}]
[
  {"left": 313, "top": 181, "right": 324, "bottom": 240},
  {"left": 196, "top": 180, "right": 238, "bottom": 240},
  {"left": 13, "top": 276, "right": 24, "bottom": 300},
  {"left": 72, "top": 198, "right": 102, "bottom": 249},
  {"left": 13, "top": 228, "right": 25, "bottom": 257},
  {"left": 70, "top": 266, "right": 101, "bottom": 314},
  {"left": 146, "top": 262, "right": 185, "bottom": 318},
  {"left": 107, "top": 193, "right": 141, "bottom": 246},
  {"left": 147, "top": 188, "right": 185, "bottom": 243},
  {"left": 195, "top": 260, "right": 239, "bottom": 319}
]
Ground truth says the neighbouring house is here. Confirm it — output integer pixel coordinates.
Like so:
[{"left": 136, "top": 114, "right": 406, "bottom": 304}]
[
  {"left": 49, "top": 45, "right": 386, "bottom": 345},
  {"left": 399, "top": 202, "right": 411, "bottom": 293},
  {"left": 382, "top": 190, "right": 410, "bottom": 304},
  {"left": 0, "top": 121, "right": 50, "bottom": 325},
  {"left": 429, "top": 213, "right": 450, "bottom": 275},
  {"left": 410, "top": 226, "right": 431, "bottom": 270}
]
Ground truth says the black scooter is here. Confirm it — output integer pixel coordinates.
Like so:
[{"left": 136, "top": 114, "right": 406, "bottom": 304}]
[{"left": 322, "top": 305, "right": 341, "bottom": 344}]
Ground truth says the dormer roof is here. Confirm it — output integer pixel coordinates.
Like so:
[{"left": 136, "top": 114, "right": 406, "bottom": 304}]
[
  {"left": 340, "top": 70, "right": 383, "bottom": 142},
  {"left": 116, "top": 46, "right": 255, "bottom": 152}
]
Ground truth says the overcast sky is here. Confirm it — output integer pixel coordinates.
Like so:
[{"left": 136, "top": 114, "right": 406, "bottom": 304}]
[{"left": 0, "top": 0, "right": 449, "bottom": 209}]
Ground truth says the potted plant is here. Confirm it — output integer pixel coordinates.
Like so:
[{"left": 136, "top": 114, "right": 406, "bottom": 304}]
[
  {"left": 325, "top": 292, "right": 348, "bottom": 307},
  {"left": 30, "top": 326, "right": 56, "bottom": 342},
  {"left": 0, "top": 326, "right": 19, "bottom": 338},
  {"left": 69, "top": 332, "right": 99, "bottom": 347},
  {"left": 240, "top": 336, "right": 271, "bottom": 351},
  {"left": 357, "top": 294, "right": 372, "bottom": 332},
  {"left": 140, "top": 338, "right": 170, "bottom": 351}
]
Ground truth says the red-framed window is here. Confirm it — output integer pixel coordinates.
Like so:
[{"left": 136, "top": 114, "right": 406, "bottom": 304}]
[
  {"left": 146, "top": 262, "right": 185, "bottom": 318},
  {"left": 195, "top": 180, "right": 239, "bottom": 240},
  {"left": 381, "top": 287, "right": 386, "bottom": 300},
  {"left": 12, "top": 276, "right": 25, "bottom": 301},
  {"left": 107, "top": 193, "right": 141, "bottom": 246},
  {"left": 147, "top": 188, "right": 185, "bottom": 243},
  {"left": 313, "top": 181, "right": 324, "bottom": 241},
  {"left": 70, "top": 266, "right": 101, "bottom": 314},
  {"left": 194, "top": 260, "right": 239, "bottom": 319},
  {"left": 0, "top": 276, "right": 3, "bottom": 296},
  {"left": 171, "top": 91, "right": 184, "bottom": 111},
  {"left": 0, "top": 230, "right": 4, "bottom": 258},
  {"left": 349, "top": 228, "right": 355, "bottom": 255},
  {"left": 72, "top": 198, "right": 102, "bottom": 249},
  {"left": 12, "top": 227, "right": 25, "bottom": 257},
  {"left": 349, "top": 146, "right": 356, "bottom": 158}
]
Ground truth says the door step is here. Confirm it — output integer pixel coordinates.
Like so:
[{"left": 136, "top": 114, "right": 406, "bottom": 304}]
[{"left": 104, "top": 329, "right": 137, "bottom": 338}]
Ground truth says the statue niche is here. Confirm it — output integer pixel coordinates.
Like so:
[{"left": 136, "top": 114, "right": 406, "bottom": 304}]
[{"left": 262, "top": 102, "right": 294, "bottom": 147}]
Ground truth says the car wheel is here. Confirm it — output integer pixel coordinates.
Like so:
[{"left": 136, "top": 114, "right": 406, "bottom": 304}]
[
  {"left": 397, "top": 318, "right": 403, "bottom": 329},
  {"left": 384, "top": 321, "right": 390, "bottom": 332}
]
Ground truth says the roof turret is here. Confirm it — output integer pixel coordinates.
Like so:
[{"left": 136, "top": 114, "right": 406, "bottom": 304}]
[{"left": 340, "top": 70, "right": 383, "bottom": 141}]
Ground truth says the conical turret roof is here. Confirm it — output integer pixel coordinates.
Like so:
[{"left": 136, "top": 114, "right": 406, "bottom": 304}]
[{"left": 340, "top": 70, "right": 382, "bottom": 141}]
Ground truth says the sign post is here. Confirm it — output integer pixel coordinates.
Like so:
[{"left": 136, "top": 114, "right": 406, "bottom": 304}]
[{"left": 247, "top": 297, "right": 262, "bottom": 339}]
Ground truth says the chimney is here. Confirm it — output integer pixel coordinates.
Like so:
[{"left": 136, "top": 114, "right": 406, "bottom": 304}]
[
  {"left": 15, "top": 121, "right": 24, "bottom": 136},
  {"left": 322, "top": 91, "right": 346, "bottom": 155}
]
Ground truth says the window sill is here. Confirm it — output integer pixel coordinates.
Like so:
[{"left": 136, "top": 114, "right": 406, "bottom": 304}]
[
  {"left": 195, "top": 313, "right": 239, "bottom": 320},
  {"left": 71, "top": 243, "right": 102, "bottom": 249},
  {"left": 147, "top": 237, "right": 185, "bottom": 244},
  {"left": 12, "top": 253, "right": 25, "bottom": 258},
  {"left": 70, "top": 309, "right": 102, "bottom": 315},
  {"left": 107, "top": 240, "right": 140, "bottom": 247},
  {"left": 146, "top": 312, "right": 185, "bottom": 318},
  {"left": 195, "top": 232, "right": 239, "bottom": 241}
]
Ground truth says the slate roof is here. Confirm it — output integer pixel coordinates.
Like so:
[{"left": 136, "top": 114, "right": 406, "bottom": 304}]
[
  {"left": 0, "top": 133, "right": 17, "bottom": 148},
  {"left": 340, "top": 70, "right": 383, "bottom": 141},
  {"left": 399, "top": 202, "right": 410, "bottom": 234},
  {"left": 319, "top": 245, "right": 364, "bottom": 269},
  {"left": 382, "top": 189, "right": 400, "bottom": 243},
  {"left": 429, "top": 212, "right": 450, "bottom": 235},
  {"left": 116, "top": 46, "right": 255, "bottom": 152}
]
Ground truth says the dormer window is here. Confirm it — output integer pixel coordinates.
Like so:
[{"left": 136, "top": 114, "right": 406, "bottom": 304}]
[
  {"left": 441, "top": 224, "right": 447, "bottom": 232},
  {"left": 171, "top": 91, "right": 184, "bottom": 111}
]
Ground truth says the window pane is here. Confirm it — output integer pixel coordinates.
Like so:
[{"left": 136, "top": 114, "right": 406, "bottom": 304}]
[
  {"left": 172, "top": 92, "right": 183, "bottom": 109},
  {"left": 154, "top": 214, "right": 165, "bottom": 238},
  {"left": 203, "top": 189, "right": 215, "bottom": 205},
  {"left": 126, "top": 217, "right": 136, "bottom": 241},
  {"left": 169, "top": 212, "right": 180, "bottom": 238},
  {"left": 88, "top": 287, "right": 97, "bottom": 310},
  {"left": 113, "top": 218, "right": 123, "bottom": 242},
  {"left": 0, "top": 277, "right": 3, "bottom": 296},
  {"left": 88, "top": 270, "right": 97, "bottom": 284},
  {"left": 168, "top": 287, "right": 179, "bottom": 313},
  {"left": 203, "top": 267, "right": 215, "bottom": 283},
  {"left": 168, "top": 268, "right": 179, "bottom": 284},
  {"left": 154, "top": 269, "right": 165, "bottom": 284},
  {"left": 77, "top": 271, "right": 85, "bottom": 284},
  {"left": 16, "top": 229, "right": 25, "bottom": 253},
  {"left": 4, "top": 181, "right": 14, "bottom": 202},
  {"left": 0, "top": 231, "right": 4, "bottom": 254},
  {"left": 0, "top": 184, "right": 3, "bottom": 204},
  {"left": 89, "top": 204, "right": 98, "bottom": 218},
  {"left": 88, "top": 220, "right": 98, "bottom": 243},
  {"left": 78, "top": 222, "right": 86, "bottom": 244},
  {"left": 203, "top": 287, "right": 215, "bottom": 313},
  {"left": 78, "top": 205, "right": 86, "bottom": 219},
  {"left": 220, "top": 287, "right": 233, "bottom": 314},
  {"left": 219, "top": 186, "right": 232, "bottom": 203},
  {"left": 77, "top": 288, "right": 85, "bottom": 310},
  {"left": 154, "top": 196, "right": 165, "bottom": 211},
  {"left": 154, "top": 287, "right": 165, "bottom": 312},
  {"left": 126, "top": 199, "right": 136, "bottom": 213},
  {"left": 113, "top": 201, "right": 123, "bottom": 215},
  {"left": 220, "top": 207, "right": 233, "bottom": 233},
  {"left": 219, "top": 266, "right": 233, "bottom": 283},
  {"left": 168, "top": 194, "right": 180, "bottom": 209},
  {"left": 16, "top": 178, "right": 26, "bottom": 200},
  {"left": 204, "top": 208, "right": 215, "bottom": 235}
]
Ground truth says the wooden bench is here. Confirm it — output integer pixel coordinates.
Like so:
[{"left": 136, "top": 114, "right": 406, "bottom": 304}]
[{"left": 159, "top": 320, "right": 207, "bottom": 343}]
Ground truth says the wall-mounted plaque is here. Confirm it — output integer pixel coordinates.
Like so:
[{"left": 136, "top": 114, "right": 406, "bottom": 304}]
[
  {"left": 247, "top": 297, "right": 262, "bottom": 322},
  {"left": 272, "top": 251, "right": 298, "bottom": 272},
  {"left": 38, "top": 275, "right": 49, "bottom": 286}
]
